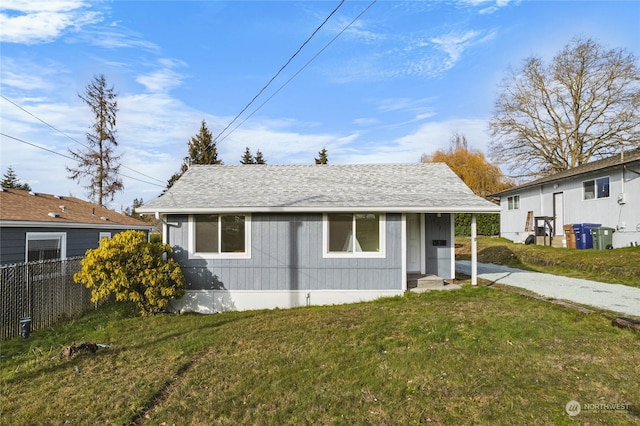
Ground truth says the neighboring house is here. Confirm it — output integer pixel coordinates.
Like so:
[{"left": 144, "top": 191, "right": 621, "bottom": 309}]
[
  {"left": 137, "top": 164, "right": 499, "bottom": 313},
  {"left": 0, "top": 189, "right": 152, "bottom": 265},
  {"left": 493, "top": 148, "right": 640, "bottom": 248}
]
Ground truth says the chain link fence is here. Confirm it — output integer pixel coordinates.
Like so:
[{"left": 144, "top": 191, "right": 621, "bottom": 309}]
[{"left": 0, "top": 257, "right": 95, "bottom": 341}]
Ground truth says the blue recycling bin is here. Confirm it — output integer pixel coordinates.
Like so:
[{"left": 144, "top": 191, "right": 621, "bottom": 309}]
[{"left": 572, "top": 223, "right": 601, "bottom": 249}]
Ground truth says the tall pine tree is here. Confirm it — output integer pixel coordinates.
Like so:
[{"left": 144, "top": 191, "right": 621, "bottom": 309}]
[
  {"left": 166, "top": 120, "right": 221, "bottom": 189},
  {"left": 1, "top": 166, "right": 31, "bottom": 191},
  {"left": 67, "top": 74, "right": 123, "bottom": 206}
]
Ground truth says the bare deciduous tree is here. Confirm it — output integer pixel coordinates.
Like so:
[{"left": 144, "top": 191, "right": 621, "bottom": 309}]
[
  {"left": 67, "top": 74, "right": 123, "bottom": 206},
  {"left": 489, "top": 37, "right": 640, "bottom": 179}
]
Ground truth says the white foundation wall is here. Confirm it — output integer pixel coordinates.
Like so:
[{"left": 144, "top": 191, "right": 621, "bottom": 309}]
[{"left": 170, "top": 289, "right": 405, "bottom": 313}]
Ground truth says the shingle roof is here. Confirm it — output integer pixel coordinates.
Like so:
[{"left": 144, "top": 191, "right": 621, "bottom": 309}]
[
  {"left": 494, "top": 148, "right": 640, "bottom": 196},
  {"left": 0, "top": 189, "right": 152, "bottom": 229},
  {"left": 138, "top": 163, "right": 500, "bottom": 214}
]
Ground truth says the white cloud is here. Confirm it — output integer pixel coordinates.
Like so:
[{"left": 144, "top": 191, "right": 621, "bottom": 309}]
[
  {"left": 0, "top": 0, "right": 102, "bottom": 44},
  {"left": 135, "top": 59, "right": 188, "bottom": 94},
  {"left": 338, "top": 118, "right": 492, "bottom": 165},
  {"left": 79, "top": 27, "right": 160, "bottom": 51},
  {"left": 430, "top": 30, "right": 480, "bottom": 65}
]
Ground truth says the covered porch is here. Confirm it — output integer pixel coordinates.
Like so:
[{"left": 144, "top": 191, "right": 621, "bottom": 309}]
[{"left": 402, "top": 212, "right": 483, "bottom": 289}]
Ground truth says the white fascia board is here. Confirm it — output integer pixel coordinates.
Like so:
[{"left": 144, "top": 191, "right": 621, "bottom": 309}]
[
  {"left": 136, "top": 205, "right": 501, "bottom": 215},
  {"left": 0, "top": 220, "right": 153, "bottom": 230}
]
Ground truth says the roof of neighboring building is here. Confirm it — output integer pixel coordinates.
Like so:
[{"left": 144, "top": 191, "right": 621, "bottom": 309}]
[
  {"left": 138, "top": 163, "right": 500, "bottom": 214},
  {"left": 493, "top": 148, "right": 640, "bottom": 196},
  {"left": 0, "top": 188, "right": 152, "bottom": 229}
]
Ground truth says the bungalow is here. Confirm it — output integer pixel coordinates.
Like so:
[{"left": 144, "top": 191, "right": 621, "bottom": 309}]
[
  {"left": 493, "top": 148, "right": 640, "bottom": 248},
  {"left": 0, "top": 188, "right": 152, "bottom": 265},
  {"left": 137, "top": 163, "right": 499, "bottom": 313}
]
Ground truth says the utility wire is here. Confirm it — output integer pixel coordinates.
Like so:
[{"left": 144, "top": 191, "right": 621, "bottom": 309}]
[
  {"left": 1, "top": 95, "right": 166, "bottom": 184},
  {"left": 217, "top": 0, "right": 377, "bottom": 145},
  {"left": 212, "top": 0, "right": 346, "bottom": 145},
  {"left": 0, "top": 132, "right": 165, "bottom": 188}
]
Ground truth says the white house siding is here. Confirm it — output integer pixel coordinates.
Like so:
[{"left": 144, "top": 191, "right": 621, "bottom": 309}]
[
  {"left": 164, "top": 213, "right": 405, "bottom": 312},
  {"left": 500, "top": 163, "right": 640, "bottom": 247}
]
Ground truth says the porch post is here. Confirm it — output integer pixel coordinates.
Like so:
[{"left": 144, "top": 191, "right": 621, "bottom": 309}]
[{"left": 471, "top": 213, "right": 478, "bottom": 285}]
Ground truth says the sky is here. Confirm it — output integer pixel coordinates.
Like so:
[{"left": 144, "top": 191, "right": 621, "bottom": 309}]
[{"left": 1, "top": 0, "right": 639, "bottom": 211}]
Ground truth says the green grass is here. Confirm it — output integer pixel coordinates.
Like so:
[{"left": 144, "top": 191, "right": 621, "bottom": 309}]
[
  {"left": 456, "top": 237, "right": 640, "bottom": 287},
  {"left": 2, "top": 286, "right": 639, "bottom": 425}
]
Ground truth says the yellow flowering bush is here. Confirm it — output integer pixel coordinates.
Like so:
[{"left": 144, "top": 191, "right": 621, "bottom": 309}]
[{"left": 74, "top": 230, "right": 186, "bottom": 316}]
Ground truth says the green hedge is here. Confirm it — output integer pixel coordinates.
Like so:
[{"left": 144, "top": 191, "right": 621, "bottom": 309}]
[{"left": 455, "top": 213, "right": 500, "bottom": 236}]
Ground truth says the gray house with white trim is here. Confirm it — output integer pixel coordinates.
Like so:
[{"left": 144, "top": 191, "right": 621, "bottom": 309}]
[
  {"left": 138, "top": 163, "right": 499, "bottom": 312},
  {"left": 493, "top": 149, "right": 640, "bottom": 248}
]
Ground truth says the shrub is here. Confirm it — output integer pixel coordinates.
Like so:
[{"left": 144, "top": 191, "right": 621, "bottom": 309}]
[
  {"left": 455, "top": 213, "right": 500, "bottom": 236},
  {"left": 74, "top": 230, "right": 186, "bottom": 316}
]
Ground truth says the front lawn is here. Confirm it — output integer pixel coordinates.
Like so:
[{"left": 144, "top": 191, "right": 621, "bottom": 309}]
[{"left": 2, "top": 285, "right": 639, "bottom": 424}]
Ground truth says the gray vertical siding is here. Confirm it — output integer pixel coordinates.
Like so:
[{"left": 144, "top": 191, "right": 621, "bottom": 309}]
[
  {"left": 167, "top": 213, "right": 403, "bottom": 292},
  {"left": 424, "top": 213, "right": 452, "bottom": 278}
]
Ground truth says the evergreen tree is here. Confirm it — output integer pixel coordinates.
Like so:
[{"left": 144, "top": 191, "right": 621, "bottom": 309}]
[
  {"left": 315, "top": 147, "right": 328, "bottom": 164},
  {"left": 254, "top": 150, "right": 266, "bottom": 164},
  {"left": 240, "top": 147, "right": 255, "bottom": 164},
  {"left": 67, "top": 74, "right": 123, "bottom": 206},
  {"left": 1, "top": 166, "right": 31, "bottom": 191},
  {"left": 166, "top": 120, "right": 221, "bottom": 190},
  {"left": 240, "top": 147, "right": 266, "bottom": 165}
]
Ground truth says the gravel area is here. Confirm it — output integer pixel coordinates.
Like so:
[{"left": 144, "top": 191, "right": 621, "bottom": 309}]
[{"left": 456, "top": 260, "right": 640, "bottom": 318}]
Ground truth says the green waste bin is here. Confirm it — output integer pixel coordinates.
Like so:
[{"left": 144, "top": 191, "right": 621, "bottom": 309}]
[{"left": 591, "top": 227, "right": 615, "bottom": 250}]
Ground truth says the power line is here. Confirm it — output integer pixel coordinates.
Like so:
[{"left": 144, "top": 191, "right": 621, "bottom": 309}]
[
  {"left": 217, "top": 0, "right": 378, "bottom": 146},
  {"left": 212, "top": 0, "right": 346, "bottom": 145},
  {"left": 0, "top": 132, "right": 165, "bottom": 188},
  {"left": 0, "top": 95, "right": 166, "bottom": 185}
]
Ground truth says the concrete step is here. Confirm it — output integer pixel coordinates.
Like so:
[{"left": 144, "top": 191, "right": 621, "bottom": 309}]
[{"left": 407, "top": 274, "right": 461, "bottom": 292}]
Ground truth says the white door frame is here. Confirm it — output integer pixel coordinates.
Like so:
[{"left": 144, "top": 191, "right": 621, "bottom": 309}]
[{"left": 405, "top": 213, "right": 424, "bottom": 274}]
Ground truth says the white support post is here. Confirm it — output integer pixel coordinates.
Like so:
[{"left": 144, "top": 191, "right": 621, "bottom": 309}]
[{"left": 471, "top": 213, "right": 478, "bottom": 286}]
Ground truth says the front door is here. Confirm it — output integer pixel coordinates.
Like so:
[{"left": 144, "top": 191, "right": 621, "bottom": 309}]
[
  {"left": 406, "top": 213, "right": 421, "bottom": 273},
  {"left": 553, "top": 192, "right": 564, "bottom": 236}
]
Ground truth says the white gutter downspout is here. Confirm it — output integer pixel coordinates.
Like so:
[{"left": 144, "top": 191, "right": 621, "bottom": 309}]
[{"left": 471, "top": 213, "right": 478, "bottom": 286}]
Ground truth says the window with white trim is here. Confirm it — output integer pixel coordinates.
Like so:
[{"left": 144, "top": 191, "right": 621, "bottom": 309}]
[
  {"left": 507, "top": 195, "right": 520, "bottom": 210},
  {"left": 583, "top": 177, "right": 609, "bottom": 200},
  {"left": 191, "top": 214, "right": 250, "bottom": 258},
  {"left": 26, "top": 232, "right": 66, "bottom": 262},
  {"left": 323, "top": 213, "right": 385, "bottom": 257}
]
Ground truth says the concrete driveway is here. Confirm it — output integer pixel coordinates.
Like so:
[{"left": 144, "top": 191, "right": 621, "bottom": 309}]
[{"left": 455, "top": 260, "right": 640, "bottom": 318}]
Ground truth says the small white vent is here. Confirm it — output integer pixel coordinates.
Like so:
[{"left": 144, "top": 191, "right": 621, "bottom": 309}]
[
  {"left": 100, "top": 216, "right": 109, "bottom": 221},
  {"left": 48, "top": 212, "right": 59, "bottom": 218}
]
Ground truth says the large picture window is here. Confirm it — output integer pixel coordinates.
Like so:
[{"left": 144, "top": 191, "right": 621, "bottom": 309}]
[
  {"left": 26, "top": 232, "right": 66, "bottom": 262},
  {"left": 583, "top": 177, "right": 609, "bottom": 200},
  {"left": 324, "top": 213, "right": 385, "bottom": 257},
  {"left": 192, "top": 214, "right": 249, "bottom": 257}
]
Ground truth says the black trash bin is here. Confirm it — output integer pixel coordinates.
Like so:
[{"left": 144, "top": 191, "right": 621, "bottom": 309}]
[{"left": 20, "top": 316, "right": 31, "bottom": 339}]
